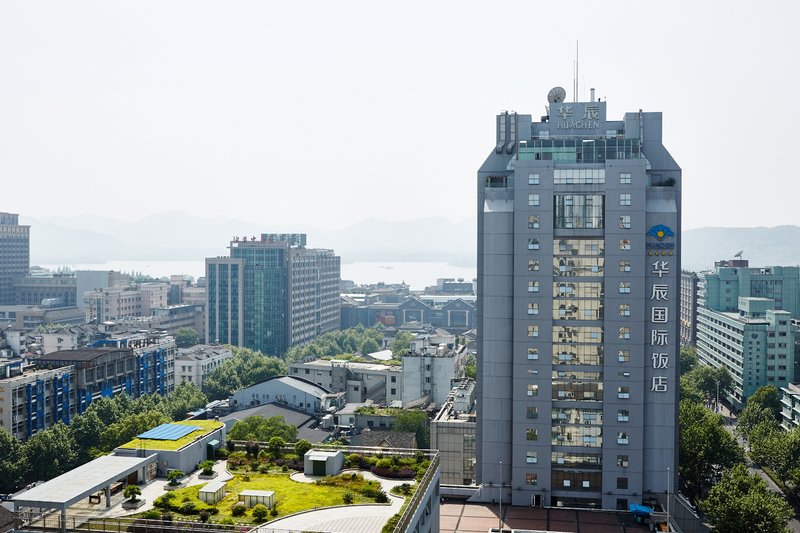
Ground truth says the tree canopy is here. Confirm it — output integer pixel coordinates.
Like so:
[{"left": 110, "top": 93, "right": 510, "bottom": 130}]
[
  {"left": 203, "top": 346, "right": 286, "bottom": 400},
  {"left": 393, "top": 410, "right": 430, "bottom": 449},
  {"left": 683, "top": 364, "right": 733, "bottom": 406},
  {"left": 704, "top": 464, "right": 793, "bottom": 533},
  {"left": 680, "top": 346, "right": 699, "bottom": 375},
  {"left": 228, "top": 415, "right": 298, "bottom": 443},
  {"left": 284, "top": 326, "right": 385, "bottom": 363},
  {"left": 679, "top": 400, "right": 744, "bottom": 499},
  {"left": 747, "top": 384, "right": 782, "bottom": 420},
  {"left": 174, "top": 327, "right": 199, "bottom": 348},
  {"left": 390, "top": 332, "right": 414, "bottom": 357}
]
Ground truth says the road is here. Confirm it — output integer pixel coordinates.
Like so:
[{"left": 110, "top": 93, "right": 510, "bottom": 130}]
[{"left": 718, "top": 404, "right": 800, "bottom": 533}]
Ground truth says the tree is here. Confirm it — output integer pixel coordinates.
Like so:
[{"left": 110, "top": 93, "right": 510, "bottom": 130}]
[
  {"left": 295, "top": 439, "right": 312, "bottom": 457},
  {"left": 174, "top": 327, "right": 200, "bottom": 348},
  {"left": 737, "top": 404, "right": 779, "bottom": 441},
  {"left": 163, "top": 382, "right": 207, "bottom": 420},
  {"left": 359, "top": 337, "right": 380, "bottom": 355},
  {"left": 251, "top": 503, "right": 269, "bottom": 521},
  {"left": 747, "top": 385, "right": 782, "bottom": 420},
  {"left": 68, "top": 410, "right": 105, "bottom": 462},
  {"left": 463, "top": 354, "right": 476, "bottom": 379},
  {"left": 680, "top": 346, "right": 698, "bottom": 375},
  {"left": 390, "top": 332, "right": 414, "bottom": 357},
  {"left": 679, "top": 400, "right": 744, "bottom": 499},
  {"left": 203, "top": 347, "right": 286, "bottom": 401},
  {"left": 124, "top": 485, "right": 142, "bottom": 502},
  {"left": 267, "top": 436, "right": 285, "bottom": 457},
  {"left": 685, "top": 365, "right": 733, "bottom": 406},
  {"left": 679, "top": 375, "right": 705, "bottom": 404},
  {"left": 229, "top": 415, "right": 298, "bottom": 443},
  {"left": 102, "top": 410, "right": 170, "bottom": 452},
  {"left": 704, "top": 464, "right": 793, "bottom": 533},
  {"left": 0, "top": 428, "right": 28, "bottom": 492},
  {"left": 23, "top": 422, "right": 78, "bottom": 482},
  {"left": 393, "top": 410, "right": 430, "bottom": 449}
]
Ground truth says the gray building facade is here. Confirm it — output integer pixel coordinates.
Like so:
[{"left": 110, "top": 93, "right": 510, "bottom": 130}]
[
  {"left": 0, "top": 213, "right": 30, "bottom": 305},
  {"left": 476, "top": 90, "right": 681, "bottom": 510}
]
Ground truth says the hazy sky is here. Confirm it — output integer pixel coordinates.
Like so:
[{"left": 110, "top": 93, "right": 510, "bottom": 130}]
[{"left": 1, "top": 1, "right": 798, "bottom": 231}]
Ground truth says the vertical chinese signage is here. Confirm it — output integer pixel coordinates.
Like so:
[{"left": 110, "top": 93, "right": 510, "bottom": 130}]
[{"left": 646, "top": 225, "right": 675, "bottom": 394}]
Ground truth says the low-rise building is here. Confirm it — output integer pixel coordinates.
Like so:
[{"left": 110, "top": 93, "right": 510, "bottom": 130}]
[
  {"left": 431, "top": 380, "right": 476, "bottom": 485},
  {"left": 229, "top": 375, "right": 337, "bottom": 415},
  {"left": 289, "top": 358, "right": 403, "bottom": 404},
  {"left": 174, "top": 344, "right": 232, "bottom": 388},
  {"left": 14, "top": 273, "right": 77, "bottom": 307},
  {"left": 0, "top": 359, "right": 74, "bottom": 440},
  {"left": 0, "top": 305, "right": 85, "bottom": 331},
  {"left": 402, "top": 344, "right": 467, "bottom": 406},
  {"left": 84, "top": 283, "right": 169, "bottom": 323}
]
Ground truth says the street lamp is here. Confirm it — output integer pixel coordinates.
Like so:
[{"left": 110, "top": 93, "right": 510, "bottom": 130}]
[
  {"left": 716, "top": 380, "right": 720, "bottom": 413},
  {"left": 498, "top": 460, "right": 503, "bottom": 530},
  {"left": 666, "top": 466, "right": 671, "bottom": 528}
]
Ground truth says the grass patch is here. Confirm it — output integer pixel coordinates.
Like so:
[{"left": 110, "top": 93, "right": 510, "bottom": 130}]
[
  {"left": 120, "top": 420, "right": 224, "bottom": 452},
  {"left": 154, "top": 472, "right": 380, "bottom": 523}
]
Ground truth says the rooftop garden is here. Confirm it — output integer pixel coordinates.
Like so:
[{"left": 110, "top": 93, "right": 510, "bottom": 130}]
[
  {"left": 119, "top": 420, "right": 224, "bottom": 452},
  {"left": 354, "top": 406, "right": 404, "bottom": 416}
]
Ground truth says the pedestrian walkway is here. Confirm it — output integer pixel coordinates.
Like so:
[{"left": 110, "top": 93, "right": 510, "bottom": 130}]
[{"left": 257, "top": 470, "right": 414, "bottom": 533}]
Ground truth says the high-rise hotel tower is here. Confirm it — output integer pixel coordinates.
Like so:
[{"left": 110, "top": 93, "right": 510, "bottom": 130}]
[{"left": 476, "top": 88, "right": 681, "bottom": 510}]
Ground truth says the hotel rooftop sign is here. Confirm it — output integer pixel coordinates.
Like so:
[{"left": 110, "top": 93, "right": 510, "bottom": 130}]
[{"left": 552, "top": 102, "right": 606, "bottom": 133}]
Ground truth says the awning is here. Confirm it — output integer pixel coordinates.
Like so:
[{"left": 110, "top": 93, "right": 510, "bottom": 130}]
[{"left": 628, "top": 503, "right": 654, "bottom": 516}]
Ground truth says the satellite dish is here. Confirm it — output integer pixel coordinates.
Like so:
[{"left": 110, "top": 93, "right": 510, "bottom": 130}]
[{"left": 547, "top": 86, "right": 567, "bottom": 103}]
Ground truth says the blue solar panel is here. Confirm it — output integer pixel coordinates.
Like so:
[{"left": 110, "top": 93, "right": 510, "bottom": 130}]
[{"left": 137, "top": 423, "right": 202, "bottom": 441}]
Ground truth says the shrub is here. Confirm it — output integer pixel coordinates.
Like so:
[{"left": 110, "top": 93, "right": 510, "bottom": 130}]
[
  {"left": 124, "top": 485, "right": 141, "bottom": 501},
  {"left": 258, "top": 449, "right": 270, "bottom": 462},
  {"left": 375, "top": 491, "right": 389, "bottom": 503},
  {"left": 179, "top": 501, "right": 196, "bottom": 514},
  {"left": 142, "top": 510, "right": 161, "bottom": 520},
  {"left": 251, "top": 504, "right": 269, "bottom": 521},
  {"left": 231, "top": 504, "right": 247, "bottom": 517},
  {"left": 167, "top": 470, "right": 184, "bottom": 486},
  {"left": 218, "top": 517, "right": 234, "bottom": 525},
  {"left": 198, "top": 510, "right": 210, "bottom": 523},
  {"left": 295, "top": 439, "right": 312, "bottom": 457},
  {"left": 226, "top": 439, "right": 235, "bottom": 452},
  {"left": 154, "top": 493, "right": 175, "bottom": 509},
  {"left": 350, "top": 473, "right": 357, "bottom": 480},
  {"left": 160, "top": 512, "right": 172, "bottom": 522},
  {"left": 258, "top": 464, "right": 270, "bottom": 474},
  {"left": 215, "top": 448, "right": 229, "bottom": 459},
  {"left": 345, "top": 453, "right": 362, "bottom": 468},
  {"left": 269, "top": 507, "right": 278, "bottom": 517},
  {"left": 268, "top": 436, "right": 285, "bottom": 457},
  {"left": 343, "top": 492, "right": 354, "bottom": 504},
  {"left": 227, "top": 451, "right": 247, "bottom": 466},
  {"left": 397, "top": 483, "right": 412, "bottom": 495},
  {"left": 376, "top": 458, "right": 392, "bottom": 470}
]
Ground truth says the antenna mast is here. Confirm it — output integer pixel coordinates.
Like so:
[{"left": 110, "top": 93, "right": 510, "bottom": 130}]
[{"left": 574, "top": 41, "right": 579, "bottom": 102}]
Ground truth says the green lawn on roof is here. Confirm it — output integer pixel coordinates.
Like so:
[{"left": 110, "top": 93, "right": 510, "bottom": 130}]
[
  {"left": 119, "top": 420, "right": 224, "bottom": 451},
  {"left": 161, "top": 471, "right": 379, "bottom": 522}
]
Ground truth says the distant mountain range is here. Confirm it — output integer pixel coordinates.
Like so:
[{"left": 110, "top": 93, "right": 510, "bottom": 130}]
[
  {"left": 21, "top": 212, "right": 800, "bottom": 272},
  {"left": 23, "top": 212, "right": 476, "bottom": 267}
]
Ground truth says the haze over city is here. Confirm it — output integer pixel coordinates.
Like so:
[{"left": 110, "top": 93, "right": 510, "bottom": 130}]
[{"left": 2, "top": 0, "right": 799, "bottom": 233}]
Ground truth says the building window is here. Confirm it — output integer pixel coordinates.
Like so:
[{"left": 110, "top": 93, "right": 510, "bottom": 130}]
[
  {"left": 527, "top": 325, "right": 539, "bottom": 337},
  {"left": 527, "top": 429, "right": 538, "bottom": 441},
  {"left": 620, "top": 239, "right": 631, "bottom": 251},
  {"left": 619, "top": 304, "right": 631, "bottom": 317},
  {"left": 528, "top": 260, "right": 540, "bottom": 271},
  {"left": 527, "top": 384, "right": 539, "bottom": 396},
  {"left": 618, "top": 350, "right": 630, "bottom": 363},
  {"left": 529, "top": 194, "right": 540, "bottom": 206},
  {"left": 619, "top": 215, "right": 631, "bottom": 229},
  {"left": 582, "top": 480, "right": 591, "bottom": 488},
  {"left": 617, "top": 410, "right": 630, "bottom": 422},
  {"left": 617, "top": 455, "right": 629, "bottom": 467},
  {"left": 618, "top": 327, "right": 631, "bottom": 339},
  {"left": 619, "top": 282, "right": 631, "bottom": 294},
  {"left": 619, "top": 260, "right": 631, "bottom": 272},
  {"left": 528, "top": 303, "right": 539, "bottom": 315},
  {"left": 526, "top": 451, "right": 538, "bottom": 464},
  {"left": 391, "top": 376, "right": 396, "bottom": 383},
  {"left": 563, "top": 480, "right": 571, "bottom": 488},
  {"left": 528, "top": 348, "right": 539, "bottom": 360},
  {"left": 528, "top": 238, "right": 540, "bottom": 250},
  {"left": 617, "top": 477, "right": 629, "bottom": 490},
  {"left": 527, "top": 407, "right": 538, "bottom": 419},
  {"left": 528, "top": 281, "right": 539, "bottom": 293},
  {"left": 620, "top": 172, "right": 631, "bottom": 184},
  {"left": 620, "top": 193, "right": 631, "bottom": 206},
  {"left": 526, "top": 473, "right": 538, "bottom": 485},
  {"left": 529, "top": 173, "right": 540, "bottom": 185},
  {"left": 528, "top": 215, "right": 540, "bottom": 229},
  {"left": 618, "top": 387, "right": 630, "bottom": 399},
  {"left": 617, "top": 433, "right": 629, "bottom": 445}
]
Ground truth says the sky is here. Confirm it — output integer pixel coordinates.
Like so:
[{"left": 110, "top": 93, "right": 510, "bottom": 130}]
[{"left": 1, "top": 0, "right": 798, "bottom": 231}]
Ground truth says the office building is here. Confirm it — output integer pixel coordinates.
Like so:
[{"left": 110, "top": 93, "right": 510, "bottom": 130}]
[
  {"left": 288, "top": 358, "right": 403, "bottom": 404},
  {"left": 696, "top": 264, "right": 800, "bottom": 408},
  {"left": 0, "top": 213, "right": 30, "bottom": 305},
  {"left": 680, "top": 270, "right": 699, "bottom": 346},
  {"left": 84, "top": 282, "right": 169, "bottom": 323},
  {"left": 431, "top": 379, "right": 476, "bottom": 485},
  {"left": 476, "top": 89, "right": 681, "bottom": 509},
  {"left": 14, "top": 273, "right": 77, "bottom": 307},
  {"left": 402, "top": 344, "right": 467, "bottom": 406},
  {"left": 174, "top": 344, "right": 233, "bottom": 388},
  {"left": 206, "top": 233, "right": 340, "bottom": 355}
]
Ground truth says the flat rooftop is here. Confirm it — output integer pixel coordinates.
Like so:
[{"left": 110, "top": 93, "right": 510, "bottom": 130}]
[
  {"left": 119, "top": 420, "right": 224, "bottom": 451},
  {"left": 37, "top": 348, "right": 128, "bottom": 362},
  {"left": 11, "top": 454, "right": 157, "bottom": 509}
]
